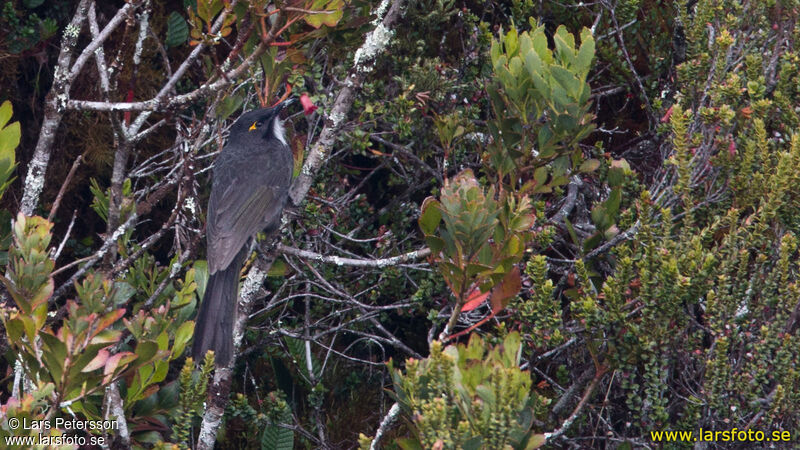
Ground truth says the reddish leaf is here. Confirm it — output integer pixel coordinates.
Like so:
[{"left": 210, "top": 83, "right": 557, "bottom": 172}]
[
  {"left": 660, "top": 105, "right": 673, "bottom": 123},
  {"left": 91, "top": 308, "right": 126, "bottom": 339},
  {"left": 490, "top": 267, "right": 522, "bottom": 313},
  {"left": 82, "top": 348, "right": 111, "bottom": 373},
  {"left": 462, "top": 286, "right": 490, "bottom": 312},
  {"left": 104, "top": 352, "right": 125, "bottom": 378}
]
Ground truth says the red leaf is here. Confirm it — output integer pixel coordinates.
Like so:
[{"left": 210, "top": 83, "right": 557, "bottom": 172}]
[
  {"left": 461, "top": 286, "right": 489, "bottom": 312},
  {"left": 490, "top": 267, "right": 522, "bottom": 314},
  {"left": 660, "top": 105, "right": 673, "bottom": 123}
]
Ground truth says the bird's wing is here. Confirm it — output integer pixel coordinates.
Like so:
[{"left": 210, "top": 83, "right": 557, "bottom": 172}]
[{"left": 206, "top": 156, "right": 290, "bottom": 273}]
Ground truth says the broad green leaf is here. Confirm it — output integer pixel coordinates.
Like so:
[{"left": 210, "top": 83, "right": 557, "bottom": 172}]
[
  {"left": 396, "top": 438, "right": 424, "bottom": 450},
  {"left": 531, "top": 26, "right": 551, "bottom": 63},
  {"left": 166, "top": 12, "right": 189, "bottom": 47},
  {"left": 419, "top": 197, "right": 442, "bottom": 235},
  {"left": 171, "top": 321, "right": 194, "bottom": 358},
  {"left": 575, "top": 29, "right": 595, "bottom": 74},
  {"left": 134, "top": 341, "right": 160, "bottom": 363},
  {"left": 580, "top": 158, "right": 601, "bottom": 172},
  {"left": 526, "top": 433, "right": 547, "bottom": 449},
  {"left": 304, "top": 0, "right": 344, "bottom": 28},
  {"left": 604, "top": 187, "right": 622, "bottom": 219},
  {"left": 504, "top": 27, "right": 519, "bottom": 57},
  {"left": 550, "top": 66, "right": 581, "bottom": 98},
  {"left": 0, "top": 100, "right": 14, "bottom": 128}
]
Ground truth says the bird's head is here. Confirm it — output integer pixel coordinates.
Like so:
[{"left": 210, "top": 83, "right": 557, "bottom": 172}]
[{"left": 230, "top": 98, "right": 295, "bottom": 146}]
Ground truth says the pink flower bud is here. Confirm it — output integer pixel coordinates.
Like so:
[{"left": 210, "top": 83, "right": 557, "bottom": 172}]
[{"left": 300, "top": 93, "right": 318, "bottom": 115}]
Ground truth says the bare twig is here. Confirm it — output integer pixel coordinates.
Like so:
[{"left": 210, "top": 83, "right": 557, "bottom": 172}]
[
  {"left": 543, "top": 367, "right": 607, "bottom": 444},
  {"left": 48, "top": 155, "right": 83, "bottom": 222},
  {"left": 52, "top": 211, "right": 77, "bottom": 262},
  {"left": 277, "top": 243, "right": 430, "bottom": 268}
]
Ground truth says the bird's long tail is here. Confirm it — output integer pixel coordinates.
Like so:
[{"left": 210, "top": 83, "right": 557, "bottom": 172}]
[{"left": 192, "top": 245, "right": 249, "bottom": 366}]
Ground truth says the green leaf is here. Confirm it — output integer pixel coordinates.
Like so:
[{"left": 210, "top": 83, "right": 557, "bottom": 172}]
[
  {"left": 564, "top": 217, "right": 579, "bottom": 245},
  {"left": 579, "top": 158, "right": 601, "bottom": 172},
  {"left": 304, "top": 0, "right": 344, "bottom": 28},
  {"left": 171, "top": 321, "right": 194, "bottom": 359},
  {"left": 0, "top": 101, "right": 13, "bottom": 129},
  {"left": 23, "top": 0, "right": 45, "bottom": 8},
  {"left": 531, "top": 26, "right": 551, "bottom": 63},
  {"left": 591, "top": 206, "right": 611, "bottom": 231},
  {"left": 0, "top": 102, "right": 20, "bottom": 181},
  {"left": 5, "top": 317, "right": 24, "bottom": 343},
  {"left": 260, "top": 406, "right": 295, "bottom": 450},
  {"left": 134, "top": 340, "right": 160, "bottom": 363},
  {"left": 196, "top": 0, "right": 223, "bottom": 23},
  {"left": 217, "top": 92, "right": 245, "bottom": 121},
  {"left": 533, "top": 166, "right": 548, "bottom": 185},
  {"left": 418, "top": 197, "right": 442, "bottom": 235},
  {"left": 553, "top": 26, "right": 576, "bottom": 67},
  {"left": 608, "top": 159, "right": 631, "bottom": 187},
  {"left": 166, "top": 12, "right": 189, "bottom": 47},
  {"left": 575, "top": 28, "right": 595, "bottom": 75},
  {"left": 525, "top": 433, "right": 547, "bottom": 449},
  {"left": 604, "top": 188, "right": 622, "bottom": 219},
  {"left": 396, "top": 438, "right": 424, "bottom": 450},
  {"left": 550, "top": 66, "right": 581, "bottom": 98},
  {"left": 504, "top": 27, "right": 519, "bottom": 57}
]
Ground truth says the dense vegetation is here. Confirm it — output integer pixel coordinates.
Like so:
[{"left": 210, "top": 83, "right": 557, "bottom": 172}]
[{"left": 1, "top": 0, "right": 800, "bottom": 448}]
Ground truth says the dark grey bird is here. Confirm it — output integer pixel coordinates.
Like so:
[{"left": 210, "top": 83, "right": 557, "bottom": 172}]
[{"left": 192, "top": 99, "right": 294, "bottom": 365}]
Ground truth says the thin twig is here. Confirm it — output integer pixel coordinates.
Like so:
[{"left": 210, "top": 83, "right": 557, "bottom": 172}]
[
  {"left": 52, "top": 211, "right": 77, "bottom": 262},
  {"left": 48, "top": 155, "right": 83, "bottom": 222},
  {"left": 277, "top": 243, "right": 430, "bottom": 268},
  {"left": 543, "top": 367, "right": 607, "bottom": 443}
]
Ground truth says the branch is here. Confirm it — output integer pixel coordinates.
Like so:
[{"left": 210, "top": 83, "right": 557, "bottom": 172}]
[
  {"left": 542, "top": 367, "right": 607, "bottom": 444},
  {"left": 289, "top": 0, "right": 405, "bottom": 205},
  {"left": 277, "top": 243, "right": 430, "bottom": 268},
  {"left": 103, "top": 383, "right": 131, "bottom": 448},
  {"left": 548, "top": 176, "right": 583, "bottom": 225},
  {"left": 51, "top": 213, "right": 139, "bottom": 301},
  {"left": 47, "top": 155, "right": 83, "bottom": 222},
  {"left": 584, "top": 220, "right": 641, "bottom": 260},
  {"left": 19, "top": 0, "right": 93, "bottom": 215},
  {"left": 369, "top": 403, "right": 401, "bottom": 450}
]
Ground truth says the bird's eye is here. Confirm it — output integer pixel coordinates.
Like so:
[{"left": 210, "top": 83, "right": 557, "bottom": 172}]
[{"left": 257, "top": 120, "right": 264, "bottom": 127}]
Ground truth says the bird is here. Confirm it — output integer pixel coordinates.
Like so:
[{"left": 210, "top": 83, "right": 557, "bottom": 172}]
[{"left": 192, "top": 99, "right": 295, "bottom": 366}]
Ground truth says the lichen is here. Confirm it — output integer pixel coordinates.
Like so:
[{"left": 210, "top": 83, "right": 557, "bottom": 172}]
[
  {"left": 353, "top": 23, "right": 395, "bottom": 72},
  {"left": 329, "top": 111, "right": 345, "bottom": 128},
  {"left": 63, "top": 23, "right": 81, "bottom": 40}
]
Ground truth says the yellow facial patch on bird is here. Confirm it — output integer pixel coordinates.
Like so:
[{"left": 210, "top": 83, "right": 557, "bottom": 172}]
[{"left": 249, "top": 121, "right": 257, "bottom": 131}]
